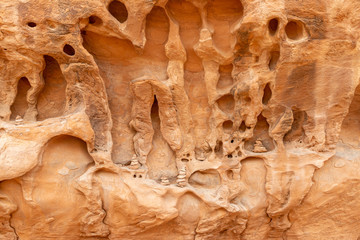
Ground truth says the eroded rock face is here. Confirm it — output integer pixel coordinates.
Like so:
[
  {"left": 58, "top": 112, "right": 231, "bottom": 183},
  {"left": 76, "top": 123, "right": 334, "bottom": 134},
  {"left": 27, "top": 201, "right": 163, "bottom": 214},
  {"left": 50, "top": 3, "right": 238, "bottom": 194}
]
[{"left": 1, "top": 0, "right": 360, "bottom": 239}]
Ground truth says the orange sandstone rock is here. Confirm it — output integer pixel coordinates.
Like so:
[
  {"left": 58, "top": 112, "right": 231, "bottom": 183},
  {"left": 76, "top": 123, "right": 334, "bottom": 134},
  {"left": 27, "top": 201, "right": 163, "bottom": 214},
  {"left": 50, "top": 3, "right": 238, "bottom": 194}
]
[{"left": 1, "top": 0, "right": 360, "bottom": 239}]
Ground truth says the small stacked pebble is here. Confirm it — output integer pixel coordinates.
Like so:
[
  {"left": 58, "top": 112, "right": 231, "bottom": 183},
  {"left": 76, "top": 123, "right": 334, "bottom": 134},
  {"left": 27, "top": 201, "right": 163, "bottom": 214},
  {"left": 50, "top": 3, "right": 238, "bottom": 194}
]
[
  {"left": 176, "top": 167, "right": 187, "bottom": 187},
  {"left": 160, "top": 176, "right": 170, "bottom": 186},
  {"left": 15, "top": 115, "right": 23, "bottom": 125},
  {"left": 253, "top": 140, "right": 267, "bottom": 153},
  {"left": 129, "top": 155, "right": 141, "bottom": 169}
]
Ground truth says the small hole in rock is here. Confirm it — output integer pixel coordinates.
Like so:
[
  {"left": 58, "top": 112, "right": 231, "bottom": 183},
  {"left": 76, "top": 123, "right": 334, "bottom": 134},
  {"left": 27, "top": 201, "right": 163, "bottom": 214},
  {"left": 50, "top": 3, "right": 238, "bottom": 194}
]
[
  {"left": 262, "top": 83, "right": 272, "bottom": 105},
  {"left": 10, "top": 77, "right": 30, "bottom": 120},
  {"left": 227, "top": 154, "right": 233, "bottom": 159},
  {"left": 217, "top": 64, "right": 233, "bottom": 90},
  {"left": 217, "top": 94, "right": 235, "bottom": 115},
  {"left": 215, "top": 140, "right": 223, "bottom": 157},
  {"left": 268, "top": 51, "right": 280, "bottom": 71},
  {"left": 181, "top": 158, "right": 189, "bottom": 163},
  {"left": 285, "top": 21, "right": 304, "bottom": 40},
  {"left": 226, "top": 170, "right": 234, "bottom": 179},
  {"left": 268, "top": 18, "right": 278, "bottom": 35},
  {"left": 89, "top": 15, "right": 102, "bottom": 26},
  {"left": 239, "top": 121, "right": 246, "bottom": 132},
  {"left": 133, "top": 174, "right": 136, "bottom": 178},
  {"left": 139, "top": 175, "right": 142, "bottom": 178},
  {"left": 223, "top": 120, "right": 233, "bottom": 133},
  {"left": 89, "top": 15, "right": 103, "bottom": 26},
  {"left": 109, "top": 0, "right": 128, "bottom": 23},
  {"left": 231, "top": 140, "right": 234, "bottom": 143},
  {"left": 27, "top": 22, "right": 36, "bottom": 28},
  {"left": 63, "top": 44, "right": 75, "bottom": 56}
]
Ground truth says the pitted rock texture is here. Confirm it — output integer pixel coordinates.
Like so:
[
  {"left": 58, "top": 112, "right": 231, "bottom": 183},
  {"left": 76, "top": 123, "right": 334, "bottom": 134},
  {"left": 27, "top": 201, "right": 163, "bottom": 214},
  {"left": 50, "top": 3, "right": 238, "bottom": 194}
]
[{"left": 1, "top": 0, "right": 360, "bottom": 239}]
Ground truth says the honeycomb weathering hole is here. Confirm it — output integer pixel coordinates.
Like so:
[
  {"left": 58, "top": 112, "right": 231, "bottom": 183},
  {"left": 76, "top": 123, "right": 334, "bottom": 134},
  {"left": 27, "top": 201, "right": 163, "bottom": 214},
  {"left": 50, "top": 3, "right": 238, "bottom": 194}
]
[
  {"left": 166, "top": 0, "right": 202, "bottom": 71},
  {"left": 268, "top": 18, "right": 278, "bottom": 35},
  {"left": 27, "top": 22, "right": 37, "bottom": 28},
  {"left": 206, "top": 0, "right": 243, "bottom": 52},
  {"left": 268, "top": 51, "right": 280, "bottom": 71},
  {"left": 223, "top": 120, "right": 233, "bottom": 133},
  {"left": 188, "top": 169, "right": 221, "bottom": 189},
  {"left": 145, "top": 6, "right": 169, "bottom": 45},
  {"left": 214, "top": 140, "right": 223, "bottom": 157},
  {"left": 217, "top": 64, "right": 233, "bottom": 90},
  {"left": 37, "top": 55, "right": 67, "bottom": 121},
  {"left": 89, "top": 15, "right": 103, "bottom": 26},
  {"left": 10, "top": 77, "right": 31, "bottom": 120},
  {"left": 181, "top": 158, "right": 189, "bottom": 163},
  {"left": 262, "top": 83, "right": 272, "bottom": 105},
  {"left": 284, "top": 108, "right": 307, "bottom": 143},
  {"left": 109, "top": 0, "right": 128, "bottom": 23},
  {"left": 63, "top": 44, "right": 75, "bottom": 56},
  {"left": 226, "top": 170, "right": 234, "bottom": 179},
  {"left": 217, "top": 94, "right": 235, "bottom": 115},
  {"left": 285, "top": 21, "right": 305, "bottom": 40},
  {"left": 239, "top": 121, "right": 246, "bottom": 132}
]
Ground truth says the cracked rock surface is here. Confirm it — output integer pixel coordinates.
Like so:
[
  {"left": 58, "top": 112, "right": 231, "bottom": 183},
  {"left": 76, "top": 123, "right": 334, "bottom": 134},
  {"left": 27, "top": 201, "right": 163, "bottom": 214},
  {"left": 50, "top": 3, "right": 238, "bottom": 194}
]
[{"left": 1, "top": 0, "right": 360, "bottom": 239}]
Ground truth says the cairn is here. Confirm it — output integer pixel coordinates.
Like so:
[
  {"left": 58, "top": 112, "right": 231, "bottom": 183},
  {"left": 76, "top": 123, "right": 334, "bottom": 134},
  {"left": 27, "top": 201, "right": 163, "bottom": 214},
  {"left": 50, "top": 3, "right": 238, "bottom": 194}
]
[
  {"left": 129, "top": 155, "right": 141, "bottom": 169},
  {"left": 253, "top": 140, "right": 267, "bottom": 153},
  {"left": 160, "top": 176, "right": 170, "bottom": 186},
  {"left": 176, "top": 167, "right": 187, "bottom": 187},
  {"left": 15, "top": 115, "right": 23, "bottom": 125}
]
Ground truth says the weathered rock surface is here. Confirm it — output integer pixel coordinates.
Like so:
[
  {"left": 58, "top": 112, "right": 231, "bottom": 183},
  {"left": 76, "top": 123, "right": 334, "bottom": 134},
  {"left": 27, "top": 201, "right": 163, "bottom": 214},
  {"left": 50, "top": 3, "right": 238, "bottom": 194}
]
[{"left": 1, "top": 0, "right": 360, "bottom": 239}]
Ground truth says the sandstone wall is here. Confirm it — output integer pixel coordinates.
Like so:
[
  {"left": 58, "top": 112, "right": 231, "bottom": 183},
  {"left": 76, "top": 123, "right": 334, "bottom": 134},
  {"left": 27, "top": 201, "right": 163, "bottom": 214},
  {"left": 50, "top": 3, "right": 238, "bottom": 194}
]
[{"left": 1, "top": 0, "right": 360, "bottom": 239}]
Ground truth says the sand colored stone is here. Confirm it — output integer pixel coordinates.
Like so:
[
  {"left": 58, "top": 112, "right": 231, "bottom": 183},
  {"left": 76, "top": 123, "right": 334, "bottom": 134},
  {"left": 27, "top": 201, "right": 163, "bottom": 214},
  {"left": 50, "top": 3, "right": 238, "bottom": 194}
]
[{"left": 1, "top": 0, "right": 360, "bottom": 239}]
